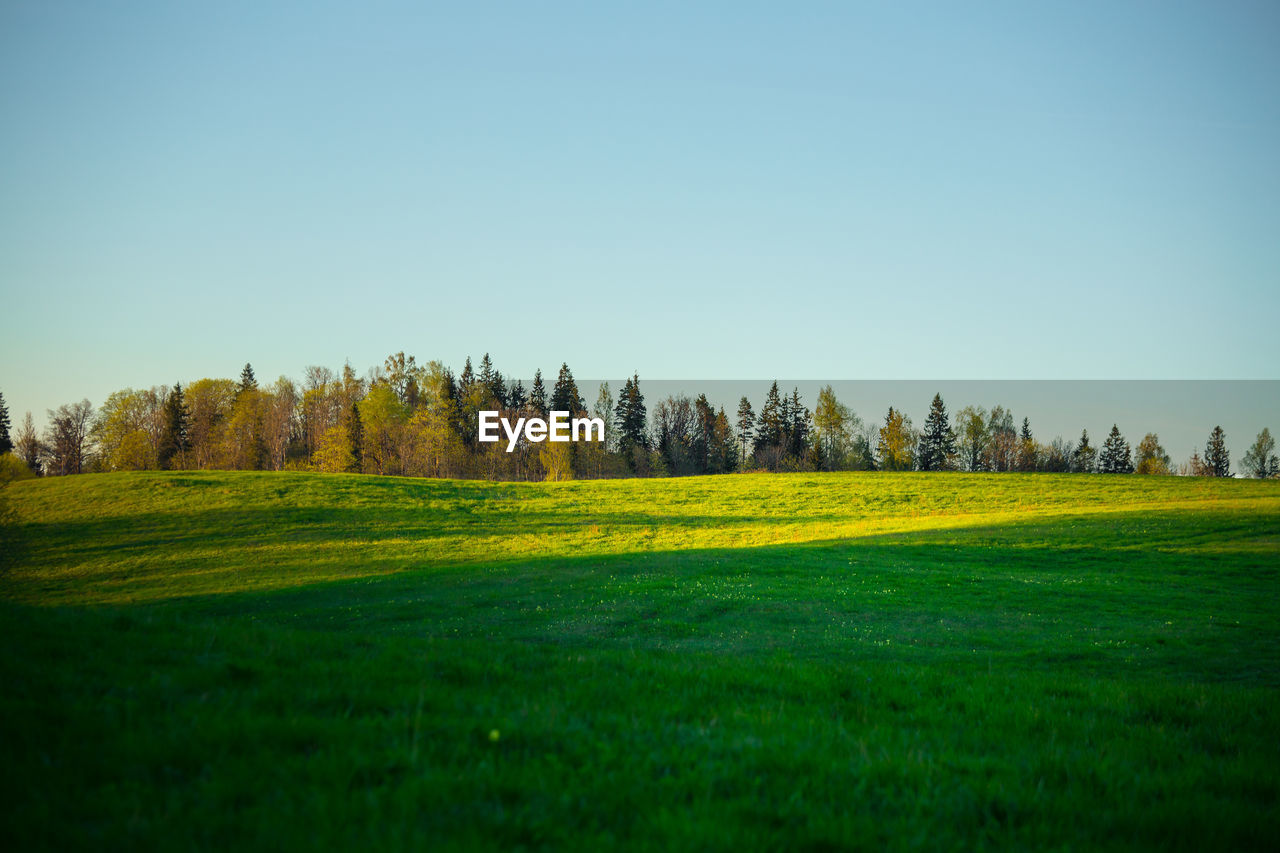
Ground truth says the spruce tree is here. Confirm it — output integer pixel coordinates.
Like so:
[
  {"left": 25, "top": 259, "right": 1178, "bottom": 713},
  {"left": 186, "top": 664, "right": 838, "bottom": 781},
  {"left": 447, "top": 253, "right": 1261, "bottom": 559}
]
[
  {"left": 347, "top": 402, "right": 364, "bottom": 473},
  {"left": 550, "top": 363, "right": 584, "bottom": 414},
  {"left": 755, "top": 382, "right": 784, "bottom": 456},
  {"left": 692, "top": 394, "right": 715, "bottom": 474},
  {"left": 1073, "top": 429, "right": 1096, "bottom": 473},
  {"left": 460, "top": 357, "right": 475, "bottom": 391},
  {"left": 613, "top": 374, "right": 648, "bottom": 468},
  {"left": 157, "top": 383, "right": 190, "bottom": 470},
  {"left": 1098, "top": 424, "right": 1133, "bottom": 474},
  {"left": 0, "top": 391, "right": 11, "bottom": 455},
  {"left": 916, "top": 393, "right": 956, "bottom": 471},
  {"left": 508, "top": 379, "right": 528, "bottom": 410},
  {"left": 735, "top": 396, "right": 754, "bottom": 469},
  {"left": 529, "top": 370, "right": 547, "bottom": 415},
  {"left": 1017, "top": 417, "right": 1037, "bottom": 472},
  {"left": 787, "top": 389, "right": 810, "bottom": 461},
  {"left": 1205, "top": 425, "right": 1230, "bottom": 477},
  {"left": 237, "top": 363, "right": 257, "bottom": 395}
]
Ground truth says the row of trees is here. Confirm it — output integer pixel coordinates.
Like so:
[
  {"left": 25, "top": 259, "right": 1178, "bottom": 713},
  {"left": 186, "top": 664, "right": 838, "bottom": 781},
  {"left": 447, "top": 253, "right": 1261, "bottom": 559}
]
[{"left": 2, "top": 364, "right": 1278, "bottom": 482}]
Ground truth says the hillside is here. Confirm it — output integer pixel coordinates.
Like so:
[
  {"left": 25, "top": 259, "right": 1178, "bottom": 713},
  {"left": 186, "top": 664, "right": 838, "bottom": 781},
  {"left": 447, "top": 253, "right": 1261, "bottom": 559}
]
[{"left": 2, "top": 471, "right": 1278, "bottom": 849}]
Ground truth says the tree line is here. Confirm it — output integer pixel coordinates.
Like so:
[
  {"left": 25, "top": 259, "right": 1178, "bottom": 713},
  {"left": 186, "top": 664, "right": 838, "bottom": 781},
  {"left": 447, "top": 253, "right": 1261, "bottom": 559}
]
[{"left": 1, "top": 357, "right": 1278, "bottom": 482}]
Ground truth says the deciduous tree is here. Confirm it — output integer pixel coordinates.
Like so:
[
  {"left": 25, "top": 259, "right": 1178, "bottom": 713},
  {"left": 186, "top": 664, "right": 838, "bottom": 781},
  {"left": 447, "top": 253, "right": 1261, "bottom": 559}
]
[
  {"left": 1240, "top": 428, "right": 1278, "bottom": 479},
  {"left": 1134, "top": 433, "right": 1171, "bottom": 475},
  {"left": 876, "top": 407, "right": 915, "bottom": 471}
]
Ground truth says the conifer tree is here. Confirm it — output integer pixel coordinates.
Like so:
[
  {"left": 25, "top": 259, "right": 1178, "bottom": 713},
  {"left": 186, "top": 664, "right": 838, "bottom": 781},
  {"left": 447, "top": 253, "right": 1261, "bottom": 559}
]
[
  {"left": 692, "top": 394, "right": 715, "bottom": 474},
  {"left": 787, "top": 388, "right": 810, "bottom": 462},
  {"left": 1204, "top": 425, "right": 1230, "bottom": 477},
  {"left": 346, "top": 401, "right": 364, "bottom": 472},
  {"left": 459, "top": 357, "right": 474, "bottom": 392},
  {"left": 157, "top": 383, "right": 190, "bottom": 470},
  {"left": 735, "top": 396, "right": 754, "bottom": 469},
  {"left": 614, "top": 374, "right": 648, "bottom": 468},
  {"left": 550, "top": 363, "right": 584, "bottom": 414},
  {"left": 1017, "top": 417, "right": 1037, "bottom": 471},
  {"left": 508, "top": 379, "right": 528, "bottom": 410},
  {"left": 916, "top": 393, "right": 957, "bottom": 471},
  {"left": 529, "top": 369, "right": 547, "bottom": 416},
  {"left": 0, "top": 391, "right": 11, "bottom": 455},
  {"left": 1073, "top": 429, "right": 1096, "bottom": 473},
  {"left": 755, "top": 382, "right": 784, "bottom": 456},
  {"left": 1098, "top": 424, "right": 1133, "bottom": 474},
  {"left": 237, "top": 363, "right": 257, "bottom": 396}
]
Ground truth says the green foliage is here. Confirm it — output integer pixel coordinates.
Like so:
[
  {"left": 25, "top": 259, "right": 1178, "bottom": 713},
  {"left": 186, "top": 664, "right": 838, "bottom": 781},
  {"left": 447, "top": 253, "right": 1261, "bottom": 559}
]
[
  {"left": 1205, "top": 425, "right": 1231, "bottom": 477},
  {"left": 550, "top": 363, "right": 584, "bottom": 415},
  {"left": 614, "top": 374, "right": 648, "bottom": 470},
  {"left": 1074, "top": 429, "right": 1096, "bottom": 474},
  {"left": 916, "top": 393, "right": 957, "bottom": 472},
  {"left": 1241, "top": 428, "right": 1279, "bottom": 479},
  {"left": 876, "top": 407, "right": 915, "bottom": 471},
  {"left": 0, "top": 391, "right": 11, "bottom": 455},
  {"left": 1, "top": 471, "right": 1278, "bottom": 848},
  {"left": 157, "top": 383, "right": 190, "bottom": 470},
  {"left": 1134, "top": 433, "right": 1171, "bottom": 476},
  {"left": 1098, "top": 424, "right": 1134, "bottom": 474},
  {"left": 529, "top": 369, "right": 547, "bottom": 416}
]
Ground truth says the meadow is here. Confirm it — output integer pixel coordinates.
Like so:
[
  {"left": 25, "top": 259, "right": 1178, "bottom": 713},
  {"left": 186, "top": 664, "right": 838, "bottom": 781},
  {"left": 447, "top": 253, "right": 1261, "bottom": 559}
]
[{"left": 1, "top": 470, "right": 1277, "bottom": 850}]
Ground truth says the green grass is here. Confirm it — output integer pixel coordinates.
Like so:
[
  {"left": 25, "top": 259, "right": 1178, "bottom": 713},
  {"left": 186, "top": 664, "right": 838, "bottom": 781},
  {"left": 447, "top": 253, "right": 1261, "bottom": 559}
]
[{"left": 2, "top": 470, "right": 1278, "bottom": 850}]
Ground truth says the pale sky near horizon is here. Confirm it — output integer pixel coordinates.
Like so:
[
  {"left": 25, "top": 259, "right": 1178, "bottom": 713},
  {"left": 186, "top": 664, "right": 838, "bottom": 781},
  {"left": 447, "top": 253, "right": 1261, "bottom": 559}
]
[{"left": 2, "top": 1, "right": 1278, "bottom": 430}]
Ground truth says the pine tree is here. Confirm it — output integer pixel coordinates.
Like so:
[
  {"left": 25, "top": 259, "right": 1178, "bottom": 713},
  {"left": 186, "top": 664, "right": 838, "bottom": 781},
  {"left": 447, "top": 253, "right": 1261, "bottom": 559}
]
[
  {"left": 735, "top": 396, "right": 754, "bottom": 469},
  {"left": 157, "top": 383, "right": 190, "bottom": 470},
  {"left": 1017, "top": 417, "right": 1037, "bottom": 472},
  {"left": 488, "top": 368, "right": 507, "bottom": 409},
  {"left": 614, "top": 374, "right": 648, "bottom": 469},
  {"left": 459, "top": 357, "right": 475, "bottom": 392},
  {"left": 755, "top": 382, "right": 784, "bottom": 456},
  {"left": 916, "top": 393, "right": 956, "bottom": 471},
  {"left": 347, "top": 401, "right": 364, "bottom": 472},
  {"left": 237, "top": 363, "right": 258, "bottom": 396},
  {"left": 0, "top": 391, "right": 12, "bottom": 455},
  {"left": 550, "top": 363, "right": 584, "bottom": 414},
  {"left": 787, "top": 388, "right": 810, "bottom": 462},
  {"left": 1073, "top": 429, "right": 1096, "bottom": 473},
  {"left": 1205, "top": 425, "right": 1230, "bottom": 477},
  {"left": 529, "top": 370, "right": 547, "bottom": 416},
  {"left": 692, "top": 394, "right": 715, "bottom": 474},
  {"left": 508, "top": 379, "right": 528, "bottom": 410},
  {"left": 1098, "top": 424, "right": 1133, "bottom": 474}
]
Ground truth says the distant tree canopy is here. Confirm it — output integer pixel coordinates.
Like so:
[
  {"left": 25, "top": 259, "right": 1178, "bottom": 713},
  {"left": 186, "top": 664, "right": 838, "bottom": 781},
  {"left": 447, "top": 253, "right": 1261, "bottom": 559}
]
[
  {"left": 4, "top": 366, "right": 1266, "bottom": 483},
  {"left": 1241, "top": 428, "right": 1278, "bottom": 479}
]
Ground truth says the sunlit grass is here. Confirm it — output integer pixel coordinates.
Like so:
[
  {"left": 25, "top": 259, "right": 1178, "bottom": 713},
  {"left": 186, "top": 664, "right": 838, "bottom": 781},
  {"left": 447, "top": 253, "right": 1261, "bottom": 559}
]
[{"left": 1, "top": 471, "right": 1277, "bottom": 849}]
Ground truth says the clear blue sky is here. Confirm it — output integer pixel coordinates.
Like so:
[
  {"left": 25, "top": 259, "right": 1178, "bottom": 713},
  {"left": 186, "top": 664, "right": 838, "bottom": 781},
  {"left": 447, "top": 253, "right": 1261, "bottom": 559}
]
[{"left": 2, "top": 1, "right": 1278, "bottom": 426}]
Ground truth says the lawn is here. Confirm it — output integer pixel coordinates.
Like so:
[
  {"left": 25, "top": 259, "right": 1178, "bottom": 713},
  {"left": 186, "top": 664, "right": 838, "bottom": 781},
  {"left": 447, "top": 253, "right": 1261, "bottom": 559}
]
[{"left": 1, "top": 470, "right": 1278, "bottom": 849}]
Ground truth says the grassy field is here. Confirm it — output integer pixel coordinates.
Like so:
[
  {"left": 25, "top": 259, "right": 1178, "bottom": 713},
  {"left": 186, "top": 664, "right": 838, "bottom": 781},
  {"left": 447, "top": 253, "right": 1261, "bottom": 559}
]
[{"left": 1, "top": 470, "right": 1278, "bottom": 850}]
